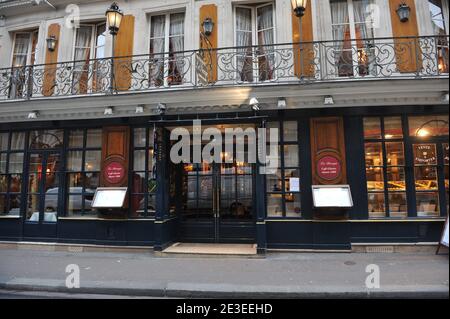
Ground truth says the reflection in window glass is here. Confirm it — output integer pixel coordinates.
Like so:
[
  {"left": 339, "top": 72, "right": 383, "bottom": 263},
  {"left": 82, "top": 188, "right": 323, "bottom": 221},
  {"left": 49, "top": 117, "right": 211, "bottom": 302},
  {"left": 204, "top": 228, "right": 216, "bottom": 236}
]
[
  {"left": 11, "top": 132, "right": 25, "bottom": 150},
  {"left": 416, "top": 192, "right": 440, "bottom": 217},
  {"left": 267, "top": 194, "right": 283, "bottom": 217},
  {"left": 364, "top": 117, "right": 381, "bottom": 139},
  {"left": 409, "top": 115, "right": 449, "bottom": 137},
  {"left": 29, "top": 130, "right": 63, "bottom": 149},
  {"left": 67, "top": 151, "right": 83, "bottom": 171},
  {"left": 86, "top": 129, "right": 102, "bottom": 148},
  {"left": 84, "top": 151, "right": 101, "bottom": 171},
  {"left": 386, "top": 142, "right": 404, "bottom": 166},
  {"left": 0, "top": 133, "right": 8, "bottom": 151},
  {"left": 384, "top": 117, "right": 403, "bottom": 139},
  {"left": 367, "top": 193, "right": 385, "bottom": 218},
  {"left": 283, "top": 121, "right": 298, "bottom": 142},
  {"left": 69, "top": 130, "right": 84, "bottom": 148}
]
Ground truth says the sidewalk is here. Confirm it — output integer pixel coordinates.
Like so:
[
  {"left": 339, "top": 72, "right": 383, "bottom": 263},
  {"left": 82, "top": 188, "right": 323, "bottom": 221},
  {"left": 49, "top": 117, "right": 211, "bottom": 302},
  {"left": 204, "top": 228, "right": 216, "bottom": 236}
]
[{"left": 0, "top": 246, "right": 448, "bottom": 298}]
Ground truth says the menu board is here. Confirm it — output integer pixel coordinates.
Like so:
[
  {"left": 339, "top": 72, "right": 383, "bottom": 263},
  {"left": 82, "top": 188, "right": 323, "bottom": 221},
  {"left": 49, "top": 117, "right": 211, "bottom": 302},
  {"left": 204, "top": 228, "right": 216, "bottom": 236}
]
[
  {"left": 92, "top": 187, "right": 128, "bottom": 208},
  {"left": 312, "top": 185, "right": 353, "bottom": 208}
]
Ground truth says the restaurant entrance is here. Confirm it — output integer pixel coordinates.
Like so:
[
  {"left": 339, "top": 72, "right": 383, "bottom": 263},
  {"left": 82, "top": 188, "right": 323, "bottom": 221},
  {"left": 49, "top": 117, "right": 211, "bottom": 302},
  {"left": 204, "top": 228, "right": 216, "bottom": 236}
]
[{"left": 174, "top": 124, "right": 257, "bottom": 243}]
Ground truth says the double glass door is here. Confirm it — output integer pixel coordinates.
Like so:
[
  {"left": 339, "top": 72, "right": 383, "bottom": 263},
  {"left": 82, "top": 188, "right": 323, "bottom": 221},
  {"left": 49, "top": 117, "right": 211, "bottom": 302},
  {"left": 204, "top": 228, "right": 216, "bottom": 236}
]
[
  {"left": 179, "top": 141, "right": 255, "bottom": 243},
  {"left": 24, "top": 151, "right": 61, "bottom": 237}
]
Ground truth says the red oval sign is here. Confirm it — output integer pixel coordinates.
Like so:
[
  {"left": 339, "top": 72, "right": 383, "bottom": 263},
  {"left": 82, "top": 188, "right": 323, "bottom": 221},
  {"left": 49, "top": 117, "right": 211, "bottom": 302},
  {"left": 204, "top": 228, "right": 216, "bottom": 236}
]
[
  {"left": 317, "top": 155, "right": 341, "bottom": 181},
  {"left": 104, "top": 161, "right": 125, "bottom": 184}
]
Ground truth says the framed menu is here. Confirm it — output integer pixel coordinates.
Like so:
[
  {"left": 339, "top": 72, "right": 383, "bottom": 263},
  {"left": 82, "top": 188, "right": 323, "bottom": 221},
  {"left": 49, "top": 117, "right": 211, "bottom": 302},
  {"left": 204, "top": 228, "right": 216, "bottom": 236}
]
[
  {"left": 92, "top": 187, "right": 128, "bottom": 208},
  {"left": 312, "top": 185, "right": 353, "bottom": 208}
]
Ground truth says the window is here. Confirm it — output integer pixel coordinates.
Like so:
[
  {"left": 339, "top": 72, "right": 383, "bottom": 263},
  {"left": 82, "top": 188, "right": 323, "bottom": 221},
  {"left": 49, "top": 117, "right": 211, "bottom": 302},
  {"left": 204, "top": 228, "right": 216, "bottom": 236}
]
[
  {"left": 131, "top": 127, "right": 156, "bottom": 218},
  {"left": 364, "top": 117, "right": 407, "bottom": 218},
  {"left": 0, "top": 132, "right": 25, "bottom": 216},
  {"left": 409, "top": 115, "right": 449, "bottom": 217},
  {"left": 429, "top": 0, "right": 449, "bottom": 73},
  {"left": 235, "top": 3, "right": 275, "bottom": 82},
  {"left": 72, "top": 22, "right": 107, "bottom": 94},
  {"left": 330, "top": 0, "right": 375, "bottom": 77},
  {"left": 65, "top": 129, "right": 102, "bottom": 216},
  {"left": 9, "top": 30, "right": 39, "bottom": 98},
  {"left": 149, "top": 12, "right": 185, "bottom": 87},
  {"left": 266, "top": 121, "right": 301, "bottom": 218}
]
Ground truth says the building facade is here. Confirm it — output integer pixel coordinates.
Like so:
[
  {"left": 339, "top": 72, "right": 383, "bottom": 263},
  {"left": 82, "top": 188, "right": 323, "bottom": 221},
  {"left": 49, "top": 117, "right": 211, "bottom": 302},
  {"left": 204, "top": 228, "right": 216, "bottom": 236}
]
[{"left": 0, "top": 0, "right": 448, "bottom": 252}]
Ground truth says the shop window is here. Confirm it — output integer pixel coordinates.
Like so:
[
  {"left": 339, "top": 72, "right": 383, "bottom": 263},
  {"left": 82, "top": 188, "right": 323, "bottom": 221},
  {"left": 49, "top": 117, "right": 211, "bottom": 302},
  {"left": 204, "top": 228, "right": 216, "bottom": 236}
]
[
  {"left": 266, "top": 121, "right": 301, "bottom": 218},
  {"left": 131, "top": 127, "right": 156, "bottom": 218},
  {"left": 0, "top": 132, "right": 25, "bottom": 216},
  {"left": 65, "top": 129, "right": 101, "bottom": 217},
  {"left": 364, "top": 117, "right": 407, "bottom": 218}
]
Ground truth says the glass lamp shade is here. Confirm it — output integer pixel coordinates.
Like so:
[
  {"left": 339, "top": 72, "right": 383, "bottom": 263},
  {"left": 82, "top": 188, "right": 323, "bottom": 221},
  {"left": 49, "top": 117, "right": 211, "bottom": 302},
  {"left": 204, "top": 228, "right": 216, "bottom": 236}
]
[
  {"left": 396, "top": 3, "right": 411, "bottom": 23},
  {"left": 105, "top": 2, "right": 123, "bottom": 35},
  {"left": 202, "top": 18, "right": 214, "bottom": 36},
  {"left": 291, "top": 0, "right": 308, "bottom": 17},
  {"left": 46, "top": 36, "right": 57, "bottom": 52}
]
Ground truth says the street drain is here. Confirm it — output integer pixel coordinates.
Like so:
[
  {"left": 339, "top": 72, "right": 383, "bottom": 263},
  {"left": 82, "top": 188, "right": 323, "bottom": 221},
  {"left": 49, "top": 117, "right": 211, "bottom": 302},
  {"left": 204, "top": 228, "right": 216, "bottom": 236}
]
[{"left": 344, "top": 261, "right": 356, "bottom": 266}]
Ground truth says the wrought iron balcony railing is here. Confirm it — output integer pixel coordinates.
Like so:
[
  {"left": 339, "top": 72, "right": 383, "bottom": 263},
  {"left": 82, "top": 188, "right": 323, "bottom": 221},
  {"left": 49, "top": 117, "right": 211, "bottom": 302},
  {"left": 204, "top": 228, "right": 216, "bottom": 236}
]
[{"left": 0, "top": 35, "right": 448, "bottom": 101}]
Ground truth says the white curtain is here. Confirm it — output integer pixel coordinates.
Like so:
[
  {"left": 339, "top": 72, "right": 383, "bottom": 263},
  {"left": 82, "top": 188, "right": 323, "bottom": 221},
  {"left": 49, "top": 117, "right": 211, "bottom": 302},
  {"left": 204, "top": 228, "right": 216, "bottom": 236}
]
[
  {"left": 236, "top": 7, "right": 252, "bottom": 81},
  {"left": 353, "top": 0, "right": 376, "bottom": 75},
  {"left": 73, "top": 26, "right": 92, "bottom": 92},
  {"left": 150, "top": 15, "right": 166, "bottom": 85},
  {"left": 10, "top": 132, "right": 25, "bottom": 150},
  {"left": 331, "top": 0, "right": 349, "bottom": 65},
  {"left": 10, "top": 34, "right": 30, "bottom": 98},
  {"left": 12, "top": 34, "right": 30, "bottom": 67},
  {"left": 257, "top": 5, "right": 275, "bottom": 80},
  {"left": 169, "top": 13, "right": 185, "bottom": 81}
]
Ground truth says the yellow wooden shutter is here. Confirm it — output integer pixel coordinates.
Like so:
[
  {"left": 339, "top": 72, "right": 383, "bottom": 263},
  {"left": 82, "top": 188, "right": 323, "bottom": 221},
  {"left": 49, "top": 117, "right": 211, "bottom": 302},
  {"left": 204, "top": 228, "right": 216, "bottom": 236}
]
[
  {"left": 389, "top": 0, "right": 421, "bottom": 73},
  {"left": 199, "top": 4, "right": 218, "bottom": 83},
  {"left": 43, "top": 23, "right": 60, "bottom": 96},
  {"left": 292, "top": 5, "right": 314, "bottom": 78},
  {"left": 114, "top": 15, "right": 135, "bottom": 91}
]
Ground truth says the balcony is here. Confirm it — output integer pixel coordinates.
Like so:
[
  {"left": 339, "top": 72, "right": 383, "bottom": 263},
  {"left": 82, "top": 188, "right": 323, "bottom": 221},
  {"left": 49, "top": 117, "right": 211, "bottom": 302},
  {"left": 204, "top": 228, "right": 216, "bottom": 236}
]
[{"left": 1, "top": 35, "right": 448, "bottom": 102}]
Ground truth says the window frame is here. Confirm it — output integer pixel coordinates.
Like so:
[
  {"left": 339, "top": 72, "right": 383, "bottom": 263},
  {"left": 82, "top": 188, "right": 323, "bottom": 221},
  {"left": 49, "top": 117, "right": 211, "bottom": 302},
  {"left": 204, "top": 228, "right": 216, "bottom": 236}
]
[
  {"left": 64, "top": 128, "right": 102, "bottom": 217},
  {"left": 0, "top": 131, "right": 26, "bottom": 217},
  {"left": 265, "top": 120, "right": 302, "bottom": 219},
  {"left": 130, "top": 126, "right": 157, "bottom": 219}
]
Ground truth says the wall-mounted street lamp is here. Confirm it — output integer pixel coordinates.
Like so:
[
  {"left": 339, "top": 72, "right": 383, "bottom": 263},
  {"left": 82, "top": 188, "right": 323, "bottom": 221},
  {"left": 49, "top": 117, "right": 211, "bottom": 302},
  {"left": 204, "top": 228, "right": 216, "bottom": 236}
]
[
  {"left": 105, "top": 2, "right": 124, "bottom": 94},
  {"left": 46, "top": 35, "right": 57, "bottom": 52},
  {"left": 105, "top": 2, "right": 123, "bottom": 35},
  {"left": 202, "top": 17, "right": 214, "bottom": 37},
  {"left": 291, "top": 0, "right": 308, "bottom": 18},
  {"left": 396, "top": 2, "right": 411, "bottom": 23}
]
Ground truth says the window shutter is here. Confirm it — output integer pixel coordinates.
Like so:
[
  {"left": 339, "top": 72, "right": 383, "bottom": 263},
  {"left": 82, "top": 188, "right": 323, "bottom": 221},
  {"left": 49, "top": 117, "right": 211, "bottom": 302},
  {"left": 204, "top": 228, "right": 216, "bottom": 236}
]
[
  {"left": 389, "top": 0, "right": 420, "bottom": 73},
  {"left": 114, "top": 15, "right": 135, "bottom": 91},
  {"left": 291, "top": 4, "right": 314, "bottom": 78},
  {"left": 199, "top": 4, "right": 218, "bottom": 83},
  {"left": 43, "top": 23, "right": 60, "bottom": 96}
]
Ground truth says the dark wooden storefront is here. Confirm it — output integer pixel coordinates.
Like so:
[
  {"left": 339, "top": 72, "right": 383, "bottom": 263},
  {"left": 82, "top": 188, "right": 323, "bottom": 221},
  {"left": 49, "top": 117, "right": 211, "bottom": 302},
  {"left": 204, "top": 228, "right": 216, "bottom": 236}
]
[{"left": 0, "top": 105, "right": 447, "bottom": 252}]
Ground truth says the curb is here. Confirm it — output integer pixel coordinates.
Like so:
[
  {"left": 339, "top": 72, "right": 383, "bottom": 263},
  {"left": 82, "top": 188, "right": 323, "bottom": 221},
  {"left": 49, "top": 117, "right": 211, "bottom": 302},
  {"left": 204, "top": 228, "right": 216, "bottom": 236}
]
[{"left": 0, "top": 282, "right": 448, "bottom": 299}]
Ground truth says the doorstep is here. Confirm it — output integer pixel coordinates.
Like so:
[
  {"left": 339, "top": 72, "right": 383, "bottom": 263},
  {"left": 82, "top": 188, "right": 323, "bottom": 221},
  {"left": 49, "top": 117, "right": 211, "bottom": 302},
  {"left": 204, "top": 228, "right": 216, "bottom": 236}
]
[{"left": 160, "top": 243, "right": 259, "bottom": 257}]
